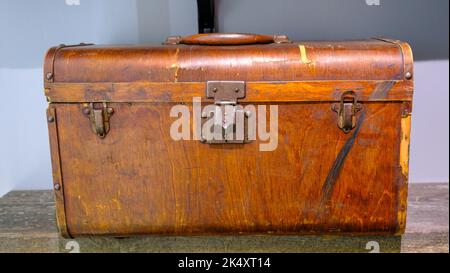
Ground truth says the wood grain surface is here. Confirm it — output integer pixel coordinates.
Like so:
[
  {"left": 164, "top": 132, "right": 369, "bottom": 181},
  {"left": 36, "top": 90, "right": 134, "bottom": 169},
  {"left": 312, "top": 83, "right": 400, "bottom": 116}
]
[
  {"left": 45, "top": 80, "right": 413, "bottom": 103},
  {"left": 43, "top": 39, "right": 409, "bottom": 86},
  {"left": 0, "top": 184, "right": 447, "bottom": 253},
  {"left": 51, "top": 102, "right": 406, "bottom": 236}
]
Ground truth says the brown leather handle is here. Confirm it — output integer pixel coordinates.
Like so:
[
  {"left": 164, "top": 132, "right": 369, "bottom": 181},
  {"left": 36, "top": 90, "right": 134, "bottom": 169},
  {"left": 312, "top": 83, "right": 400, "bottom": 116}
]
[{"left": 165, "top": 33, "right": 290, "bottom": 46}]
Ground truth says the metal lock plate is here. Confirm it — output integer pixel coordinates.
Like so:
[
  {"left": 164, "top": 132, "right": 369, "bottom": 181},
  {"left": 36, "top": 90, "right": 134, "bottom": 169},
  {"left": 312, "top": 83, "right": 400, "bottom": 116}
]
[
  {"left": 206, "top": 81, "right": 245, "bottom": 104},
  {"left": 201, "top": 81, "right": 251, "bottom": 144},
  {"left": 201, "top": 105, "right": 251, "bottom": 144}
]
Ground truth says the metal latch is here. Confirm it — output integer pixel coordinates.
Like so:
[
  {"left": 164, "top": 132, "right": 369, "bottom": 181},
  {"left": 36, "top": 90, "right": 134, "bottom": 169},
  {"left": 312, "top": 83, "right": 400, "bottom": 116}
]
[
  {"left": 82, "top": 102, "right": 114, "bottom": 138},
  {"left": 201, "top": 81, "right": 251, "bottom": 144},
  {"left": 332, "top": 91, "right": 362, "bottom": 134}
]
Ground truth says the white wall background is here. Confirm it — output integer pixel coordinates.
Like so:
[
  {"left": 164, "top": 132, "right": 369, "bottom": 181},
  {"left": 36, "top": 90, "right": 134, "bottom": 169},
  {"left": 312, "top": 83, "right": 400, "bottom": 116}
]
[{"left": 0, "top": 0, "right": 448, "bottom": 196}]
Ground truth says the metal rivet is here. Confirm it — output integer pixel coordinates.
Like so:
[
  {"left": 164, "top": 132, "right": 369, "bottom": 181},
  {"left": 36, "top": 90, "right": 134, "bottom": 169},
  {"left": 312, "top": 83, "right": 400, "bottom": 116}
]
[
  {"left": 54, "top": 183, "right": 61, "bottom": 191},
  {"left": 83, "top": 108, "right": 90, "bottom": 115},
  {"left": 46, "top": 72, "right": 53, "bottom": 81},
  {"left": 212, "top": 88, "right": 218, "bottom": 93},
  {"left": 402, "top": 109, "right": 409, "bottom": 117},
  {"left": 47, "top": 116, "right": 55, "bottom": 123},
  {"left": 245, "top": 110, "right": 252, "bottom": 117},
  {"left": 106, "top": 108, "right": 114, "bottom": 114},
  {"left": 405, "top": 72, "right": 412, "bottom": 80},
  {"left": 235, "top": 88, "right": 240, "bottom": 93}
]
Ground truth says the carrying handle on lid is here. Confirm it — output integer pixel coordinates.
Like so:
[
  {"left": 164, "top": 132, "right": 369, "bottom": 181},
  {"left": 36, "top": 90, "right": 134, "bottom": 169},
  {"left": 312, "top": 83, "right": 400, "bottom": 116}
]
[{"left": 165, "top": 33, "right": 290, "bottom": 46}]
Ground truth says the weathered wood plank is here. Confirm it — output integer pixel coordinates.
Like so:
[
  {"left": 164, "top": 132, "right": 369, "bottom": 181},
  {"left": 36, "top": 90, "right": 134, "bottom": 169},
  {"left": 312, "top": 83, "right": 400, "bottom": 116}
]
[{"left": 45, "top": 80, "right": 413, "bottom": 103}]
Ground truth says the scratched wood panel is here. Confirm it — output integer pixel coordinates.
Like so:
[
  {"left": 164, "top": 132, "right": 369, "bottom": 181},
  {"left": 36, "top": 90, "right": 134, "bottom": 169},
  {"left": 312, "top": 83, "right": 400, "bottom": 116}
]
[
  {"left": 2, "top": 184, "right": 448, "bottom": 253},
  {"left": 45, "top": 80, "right": 413, "bottom": 103},
  {"left": 43, "top": 39, "right": 406, "bottom": 88},
  {"left": 54, "top": 102, "right": 403, "bottom": 236}
]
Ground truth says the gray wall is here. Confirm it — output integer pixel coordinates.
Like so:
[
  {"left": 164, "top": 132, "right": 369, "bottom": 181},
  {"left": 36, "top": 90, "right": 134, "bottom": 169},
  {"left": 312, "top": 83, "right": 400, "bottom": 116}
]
[
  {"left": 217, "top": 0, "right": 449, "bottom": 60},
  {"left": 0, "top": 0, "right": 448, "bottom": 196}
]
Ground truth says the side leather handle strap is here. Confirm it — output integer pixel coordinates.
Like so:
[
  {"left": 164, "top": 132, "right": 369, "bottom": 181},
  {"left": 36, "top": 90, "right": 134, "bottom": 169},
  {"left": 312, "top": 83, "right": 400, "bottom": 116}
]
[{"left": 165, "top": 33, "right": 290, "bottom": 45}]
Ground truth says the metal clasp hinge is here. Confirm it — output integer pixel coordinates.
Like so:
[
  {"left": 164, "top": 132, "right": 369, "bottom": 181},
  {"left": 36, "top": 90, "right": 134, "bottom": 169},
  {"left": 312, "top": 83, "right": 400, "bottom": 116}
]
[
  {"left": 201, "top": 81, "right": 251, "bottom": 144},
  {"left": 332, "top": 91, "right": 362, "bottom": 134},
  {"left": 82, "top": 102, "right": 114, "bottom": 138}
]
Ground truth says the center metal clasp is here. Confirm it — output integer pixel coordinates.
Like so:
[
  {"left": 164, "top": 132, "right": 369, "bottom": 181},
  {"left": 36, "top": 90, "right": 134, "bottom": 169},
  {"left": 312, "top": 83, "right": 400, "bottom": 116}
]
[{"left": 200, "top": 81, "right": 251, "bottom": 144}]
